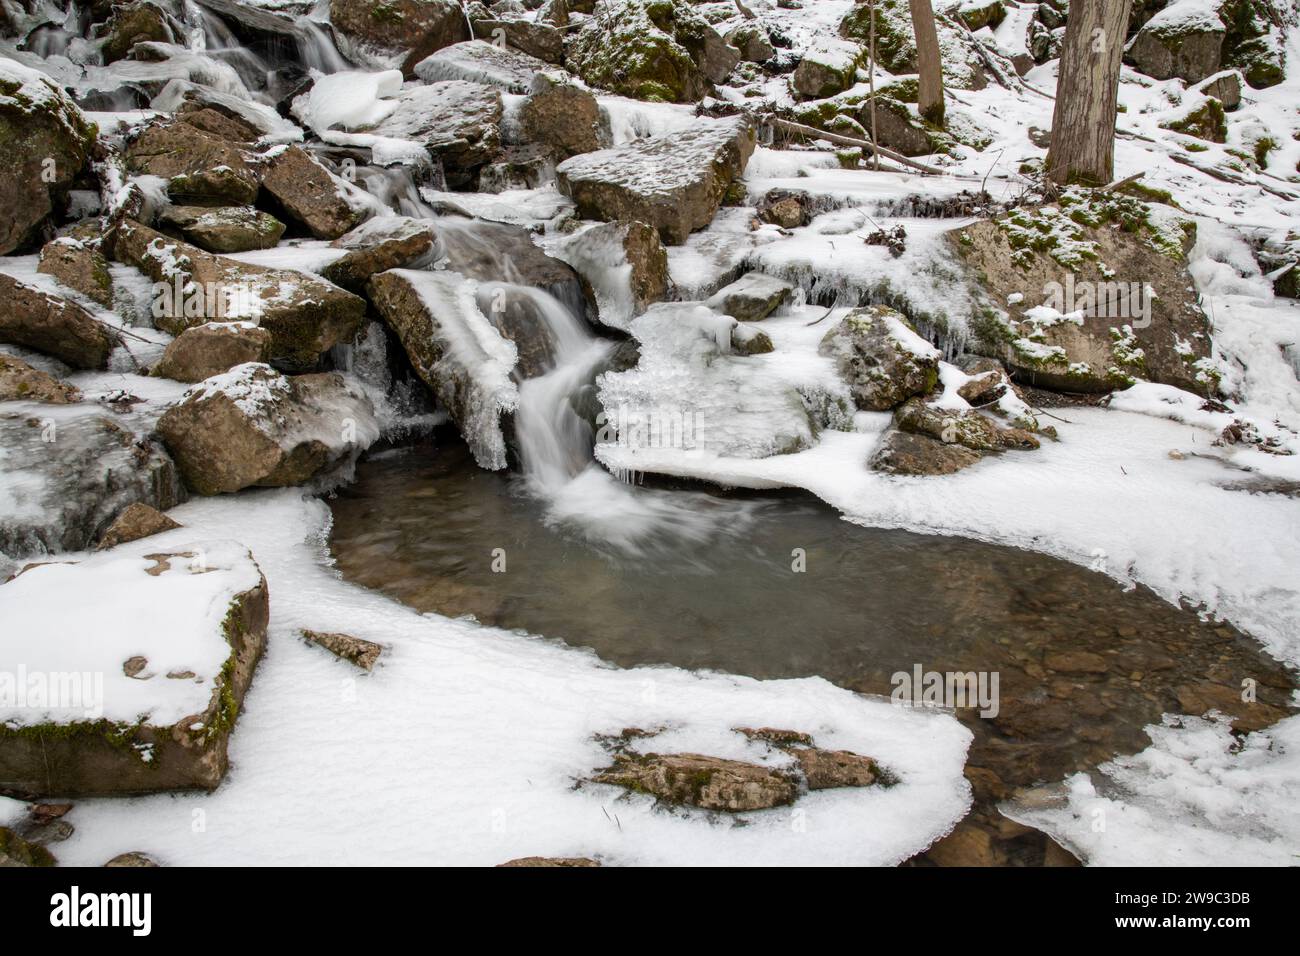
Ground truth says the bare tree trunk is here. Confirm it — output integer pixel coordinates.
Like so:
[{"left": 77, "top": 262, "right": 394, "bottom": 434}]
[
  {"left": 868, "top": 0, "right": 879, "bottom": 170},
  {"left": 1045, "top": 0, "right": 1133, "bottom": 186},
  {"left": 909, "top": 0, "right": 944, "bottom": 127}
]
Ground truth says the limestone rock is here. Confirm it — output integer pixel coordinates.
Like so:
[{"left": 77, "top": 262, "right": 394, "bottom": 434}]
[
  {"left": 0, "top": 544, "right": 268, "bottom": 796},
  {"left": 301, "top": 629, "right": 383, "bottom": 671},
  {"left": 706, "top": 273, "right": 793, "bottom": 322},
  {"left": 556, "top": 117, "right": 756, "bottom": 245},
  {"left": 516, "top": 71, "right": 603, "bottom": 161},
  {"left": 37, "top": 237, "right": 114, "bottom": 307},
  {"left": 124, "top": 120, "right": 259, "bottom": 206},
  {"left": 548, "top": 220, "right": 669, "bottom": 331},
  {"left": 321, "top": 216, "right": 440, "bottom": 293},
  {"left": 94, "top": 502, "right": 181, "bottom": 550},
  {"left": 329, "top": 0, "right": 470, "bottom": 76},
  {"left": 150, "top": 322, "right": 274, "bottom": 383},
  {"left": 0, "top": 274, "right": 117, "bottom": 369},
  {"left": 158, "top": 205, "right": 286, "bottom": 254},
  {"left": 156, "top": 364, "right": 377, "bottom": 495},
  {"left": 0, "top": 408, "right": 183, "bottom": 557},
  {"left": 414, "top": 38, "right": 552, "bottom": 93},
  {"left": 114, "top": 220, "right": 365, "bottom": 372},
  {"left": 819, "top": 306, "right": 940, "bottom": 411},
  {"left": 592, "top": 752, "right": 798, "bottom": 812},
  {"left": 0, "top": 353, "right": 81, "bottom": 404},
  {"left": 0, "top": 57, "right": 97, "bottom": 255},
  {"left": 869, "top": 428, "right": 983, "bottom": 475},
  {"left": 364, "top": 81, "right": 503, "bottom": 187},
  {"left": 257, "top": 145, "right": 364, "bottom": 240}
]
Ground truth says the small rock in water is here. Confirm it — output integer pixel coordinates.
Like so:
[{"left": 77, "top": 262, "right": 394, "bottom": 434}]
[
  {"left": 0, "top": 354, "right": 81, "bottom": 404},
  {"left": 706, "top": 272, "right": 794, "bottom": 322},
  {"left": 301, "top": 629, "right": 383, "bottom": 671},
  {"left": 104, "top": 851, "right": 160, "bottom": 867}
]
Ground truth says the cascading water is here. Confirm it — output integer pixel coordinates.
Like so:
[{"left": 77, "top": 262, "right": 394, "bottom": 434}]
[{"left": 499, "top": 281, "right": 759, "bottom": 556}]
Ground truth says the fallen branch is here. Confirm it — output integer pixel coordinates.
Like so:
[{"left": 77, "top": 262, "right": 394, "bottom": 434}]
[
  {"left": 1100, "top": 171, "right": 1144, "bottom": 192},
  {"left": 763, "top": 115, "right": 947, "bottom": 175},
  {"left": 733, "top": 0, "right": 757, "bottom": 19}
]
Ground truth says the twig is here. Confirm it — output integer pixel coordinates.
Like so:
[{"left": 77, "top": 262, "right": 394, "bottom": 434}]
[{"left": 1100, "top": 171, "right": 1144, "bottom": 192}]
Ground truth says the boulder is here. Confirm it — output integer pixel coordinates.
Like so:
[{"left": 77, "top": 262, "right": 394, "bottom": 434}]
[
  {"left": 727, "top": 23, "right": 774, "bottom": 63},
  {"left": 470, "top": 14, "right": 565, "bottom": 63},
  {"left": 94, "top": 502, "right": 181, "bottom": 550},
  {"left": 757, "top": 188, "right": 811, "bottom": 229},
  {"left": 156, "top": 363, "right": 378, "bottom": 495},
  {"left": 792, "top": 39, "right": 861, "bottom": 100},
  {"left": 150, "top": 322, "right": 274, "bottom": 382},
  {"left": 414, "top": 38, "right": 552, "bottom": 93},
  {"left": 839, "top": 0, "right": 987, "bottom": 89},
  {"left": 0, "top": 544, "right": 267, "bottom": 796},
  {"left": 101, "top": 1, "right": 175, "bottom": 63},
  {"left": 436, "top": 219, "right": 588, "bottom": 311},
  {"left": 0, "top": 275, "right": 117, "bottom": 369},
  {"left": 894, "top": 397, "right": 1040, "bottom": 451},
  {"left": 114, "top": 220, "right": 365, "bottom": 371},
  {"left": 1126, "top": 0, "right": 1282, "bottom": 88},
  {"left": 859, "top": 97, "right": 941, "bottom": 157},
  {"left": 563, "top": 0, "right": 736, "bottom": 102},
  {"left": 1158, "top": 94, "right": 1227, "bottom": 142},
  {"left": 364, "top": 81, "right": 503, "bottom": 187},
  {"left": 548, "top": 220, "right": 669, "bottom": 331},
  {"left": 951, "top": 203, "right": 1217, "bottom": 395},
  {"left": 706, "top": 273, "right": 793, "bottom": 322},
  {"left": 328, "top": 0, "right": 470, "bottom": 76},
  {"left": 37, "top": 237, "right": 114, "bottom": 307},
  {"left": 157, "top": 205, "right": 286, "bottom": 254},
  {"left": 556, "top": 117, "right": 756, "bottom": 245},
  {"left": 1193, "top": 69, "right": 1242, "bottom": 109},
  {"left": 818, "top": 306, "right": 940, "bottom": 411},
  {"left": 869, "top": 427, "right": 984, "bottom": 475},
  {"left": 0, "top": 407, "right": 183, "bottom": 558},
  {"left": 516, "top": 71, "right": 603, "bottom": 161},
  {"left": 592, "top": 752, "right": 798, "bottom": 812},
  {"left": 124, "top": 120, "right": 259, "bottom": 207},
  {"left": 301, "top": 628, "right": 383, "bottom": 670},
  {"left": 367, "top": 269, "right": 519, "bottom": 470},
  {"left": 0, "top": 57, "right": 98, "bottom": 255},
  {"left": 256, "top": 145, "right": 365, "bottom": 240},
  {"left": 0, "top": 353, "right": 80, "bottom": 404},
  {"left": 321, "top": 216, "right": 440, "bottom": 293}
]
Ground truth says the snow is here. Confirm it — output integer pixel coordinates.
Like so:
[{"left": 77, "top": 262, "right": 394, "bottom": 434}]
[
  {"left": 0, "top": 541, "right": 262, "bottom": 727},
  {"left": 44, "top": 491, "right": 973, "bottom": 867},
  {"left": 1005, "top": 713, "right": 1300, "bottom": 867}
]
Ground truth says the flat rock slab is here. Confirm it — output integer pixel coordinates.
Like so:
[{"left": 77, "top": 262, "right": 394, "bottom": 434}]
[
  {"left": 414, "top": 39, "right": 553, "bottom": 94},
  {"left": 0, "top": 542, "right": 268, "bottom": 797},
  {"left": 706, "top": 272, "right": 794, "bottom": 322},
  {"left": 556, "top": 117, "right": 756, "bottom": 245}
]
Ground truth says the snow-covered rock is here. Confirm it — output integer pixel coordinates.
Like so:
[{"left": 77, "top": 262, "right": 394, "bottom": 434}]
[
  {"left": 156, "top": 363, "right": 378, "bottom": 495},
  {"left": 157, "top": 205, "right": 286, "bottom": 255},
  {"left": 0, "top": 56, "right": 97, "bottom": 255},
  {"left": 818, "top": 305, "right": 941, "bottom": 411},
  {"left": 707, "top": 272, "right": 794, "bottom": 322},
  {"left": 414, "top": 38, "right": 552, "bottom": 94},
  {"left": 556, "top": 116, "right": 756, "bottom": 245},
  {"left": 321, "top": 215, "right": 440, "bottom": 293},
  {"left": 114, "top": 220, "right": 366, "bottom": 372},
  {"left": 0, "top": 403, "right": 184, "bottom": 558},
  {"left": 329, "top": 0, "right": 469, "bottom": 76},
  {"left": 0, "top": 541, "right": 267, "bottom": 795},
  {"left": 0, "top": 274, "right": 118, "bottom": 370},
  {"left": 124, "top": 119, "right": 260, "bottom": 207}
]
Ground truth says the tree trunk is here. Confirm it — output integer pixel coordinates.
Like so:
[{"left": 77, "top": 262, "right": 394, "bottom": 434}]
[
  {"left": 909, "top": 0, "right": 944, "bottom": 127},
  {"left": 1045, "top": 0, "right": 1133, "bottom": 186}
]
